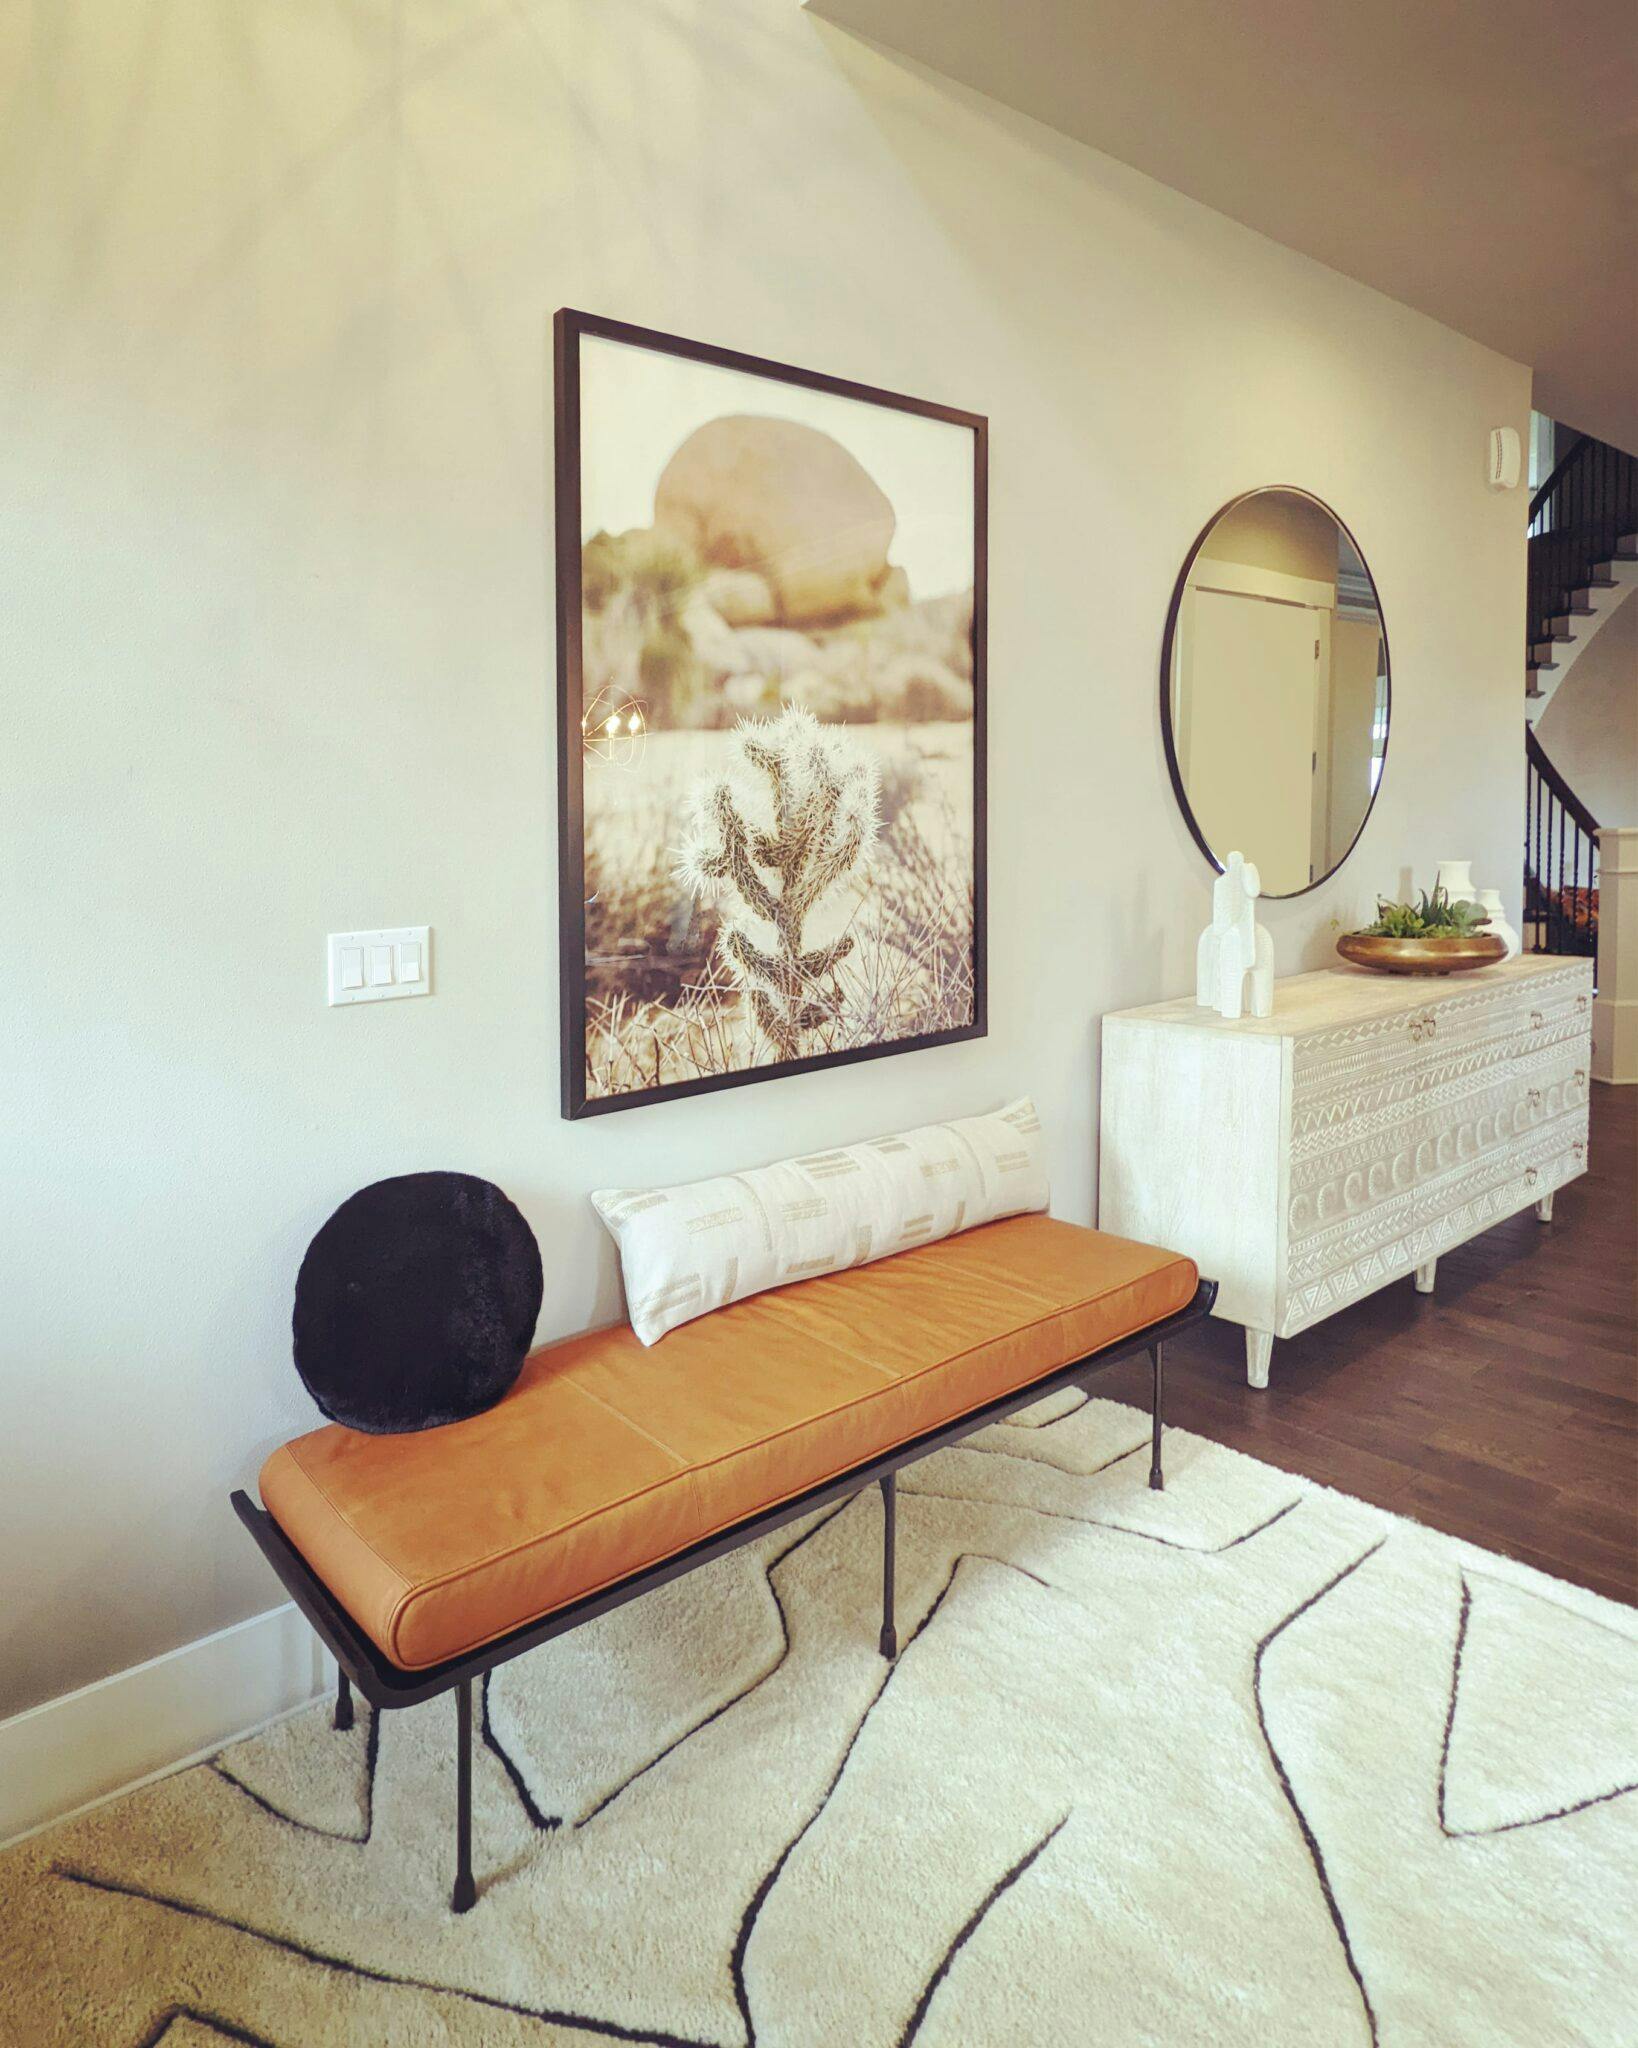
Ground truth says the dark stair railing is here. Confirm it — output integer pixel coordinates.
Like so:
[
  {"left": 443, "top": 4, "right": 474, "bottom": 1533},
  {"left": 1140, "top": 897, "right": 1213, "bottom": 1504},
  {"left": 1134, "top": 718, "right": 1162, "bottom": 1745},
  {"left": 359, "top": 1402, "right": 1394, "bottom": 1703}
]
[
  {"left": 1526, "top": 432, "right": 1638, "bottom": 696},
  {"left": 1524, "top": 727, "right": 1600, "bottom": 959}
]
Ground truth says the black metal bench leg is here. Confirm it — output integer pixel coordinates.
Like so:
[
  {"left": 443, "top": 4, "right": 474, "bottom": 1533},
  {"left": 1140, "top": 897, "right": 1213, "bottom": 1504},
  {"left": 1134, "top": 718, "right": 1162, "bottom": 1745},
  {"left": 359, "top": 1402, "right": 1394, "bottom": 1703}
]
[
  {"left": 333, "top": 1667, "right": 354, "bottom": 1732},
  {"left": 452, "top": 1678, "right": 477, "bottom": 1913},
  {"left": 879, "top": 1471, "right": 898, "bottom": 1660},
  {"left": 1149, "top": 1342, "right": 1165, "bottom": 1491}
]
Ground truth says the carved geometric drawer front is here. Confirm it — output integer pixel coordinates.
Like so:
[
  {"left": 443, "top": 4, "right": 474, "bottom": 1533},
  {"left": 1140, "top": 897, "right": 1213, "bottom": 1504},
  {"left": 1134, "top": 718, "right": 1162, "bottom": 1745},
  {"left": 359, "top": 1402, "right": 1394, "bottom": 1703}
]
[
  {"left": 1289, "top": 1047, "right": 1589, "bottom": 1246},
  {"left": 1291, "top": 963, "right": 1590, "bottom": 1126},
  {"left": 1280, "top": 1109, "right": 1587, "bottom": 1335},
  {"left": 1288, "top": 1098, "right": 1584, "bottom": 1283}
]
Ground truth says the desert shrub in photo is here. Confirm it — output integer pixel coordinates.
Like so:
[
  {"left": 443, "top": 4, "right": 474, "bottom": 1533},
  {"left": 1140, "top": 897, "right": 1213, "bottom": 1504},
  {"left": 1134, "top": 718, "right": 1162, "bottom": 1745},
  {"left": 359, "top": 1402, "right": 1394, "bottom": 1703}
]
[
  {"left": 581, "top": 721, "right": 972, "bottom": 1100},
  {"left": 676, "top": 708, "right": 881, "bottom": 1060}
]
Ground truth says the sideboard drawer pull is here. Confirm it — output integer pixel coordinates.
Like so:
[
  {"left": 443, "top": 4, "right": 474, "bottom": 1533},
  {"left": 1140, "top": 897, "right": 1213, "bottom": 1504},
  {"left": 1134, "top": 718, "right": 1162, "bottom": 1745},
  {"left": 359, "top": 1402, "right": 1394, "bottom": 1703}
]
[
  {"left": 1575, "top": 1069, "right": 1586, "bottom": 1086},
  {"left": 1530, "top": 1010, "right": 1544, "bottom": 1030},
  {"left": 1527, "top": 1089, "right": 1541, "bottom": 1109},
  {"left": 1525, "top": 1166, "right": 1539, "bottom": 1186},
  {"left": 1577, "top": 994, "right": 1588, "bottom": 1012}
]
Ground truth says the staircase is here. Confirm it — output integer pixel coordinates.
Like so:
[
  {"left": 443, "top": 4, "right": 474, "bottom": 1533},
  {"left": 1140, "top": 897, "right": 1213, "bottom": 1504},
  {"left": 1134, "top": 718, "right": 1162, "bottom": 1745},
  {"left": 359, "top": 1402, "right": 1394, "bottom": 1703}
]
[
  {"left": 1524, "top": 726, "right": 1599, "bottom": 959},
  {"left": 1525, "top": 431, "right": 1638, "bottom": 717}
]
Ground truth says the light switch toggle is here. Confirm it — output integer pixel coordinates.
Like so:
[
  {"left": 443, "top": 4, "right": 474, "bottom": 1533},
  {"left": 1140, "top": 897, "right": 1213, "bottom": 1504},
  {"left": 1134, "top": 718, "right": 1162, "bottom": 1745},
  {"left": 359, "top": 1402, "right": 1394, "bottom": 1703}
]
[{"left": 327, "top": 927, "right": 432, "bottom": 1006}]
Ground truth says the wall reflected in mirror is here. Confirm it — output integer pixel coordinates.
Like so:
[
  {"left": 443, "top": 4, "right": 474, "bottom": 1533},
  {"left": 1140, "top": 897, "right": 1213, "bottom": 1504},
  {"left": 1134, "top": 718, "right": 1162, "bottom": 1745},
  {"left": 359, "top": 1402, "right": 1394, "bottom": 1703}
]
[{"left": 1163, "top": 489, "right": 1389, "bottom": 897}]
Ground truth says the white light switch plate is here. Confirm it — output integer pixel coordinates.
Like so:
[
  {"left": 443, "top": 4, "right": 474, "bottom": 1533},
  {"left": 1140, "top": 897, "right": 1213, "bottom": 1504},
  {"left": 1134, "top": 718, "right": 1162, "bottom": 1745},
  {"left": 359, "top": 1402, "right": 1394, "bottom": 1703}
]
[{"left": 328, "top": 927, "right": 431, "bottom": 1006}]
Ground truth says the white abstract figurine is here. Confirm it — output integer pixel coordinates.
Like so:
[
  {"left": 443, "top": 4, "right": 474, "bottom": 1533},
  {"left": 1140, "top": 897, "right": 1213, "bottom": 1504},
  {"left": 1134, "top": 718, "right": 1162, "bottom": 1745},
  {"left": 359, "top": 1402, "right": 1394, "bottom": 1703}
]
[{"left": 1196, "top": 852, "right": 1274, "bottom": 1020}]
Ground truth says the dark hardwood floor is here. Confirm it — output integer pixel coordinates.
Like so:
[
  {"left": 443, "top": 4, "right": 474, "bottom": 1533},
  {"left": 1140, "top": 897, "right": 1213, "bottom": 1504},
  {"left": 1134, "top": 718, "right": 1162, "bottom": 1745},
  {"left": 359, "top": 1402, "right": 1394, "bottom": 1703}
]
[{"left": 1099, "top": 1084, "right": 1638, "bottom": 1607}]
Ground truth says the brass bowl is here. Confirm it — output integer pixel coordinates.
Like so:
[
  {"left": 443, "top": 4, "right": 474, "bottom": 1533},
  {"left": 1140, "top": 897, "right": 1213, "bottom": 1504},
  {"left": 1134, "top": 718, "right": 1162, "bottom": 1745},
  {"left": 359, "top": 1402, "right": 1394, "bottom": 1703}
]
[{"left": 1336, "top": 932, "right": 1509, "bottom": 975}]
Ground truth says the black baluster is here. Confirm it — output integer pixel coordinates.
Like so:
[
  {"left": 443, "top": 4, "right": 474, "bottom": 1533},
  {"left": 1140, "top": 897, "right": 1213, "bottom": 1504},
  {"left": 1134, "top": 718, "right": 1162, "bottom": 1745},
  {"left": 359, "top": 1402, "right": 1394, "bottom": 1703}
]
[
  {"left": 1523, "top": 753, "right": 1539, "bottom": 942},
  {"left": 1576, "top": 448, "right": 1587, "bottom": 591},
  {"left": 1547, "top": 794, "right": 1556, "bottom": 955},
  {"left": 1543, "top": 781, "right": 1554, "bottom": 957},
  {"left": 1573, "top": 824, "right": 1583, "bottom": 954},
  {"left": 1539, "top": 786, "right": 1556, "bottom": 962},
  {"left": 1580, "top": 827, "right": 1591, "bottom": 957},
  {"left": 1572, "top": 819, "right": 1588, "bottom": 954},
  {"left": 1599, "top": 441, "right": 1609, "bottom": 562},
  {"left": 1610, "top": 438, "right": 1619, "bottom": 556}
]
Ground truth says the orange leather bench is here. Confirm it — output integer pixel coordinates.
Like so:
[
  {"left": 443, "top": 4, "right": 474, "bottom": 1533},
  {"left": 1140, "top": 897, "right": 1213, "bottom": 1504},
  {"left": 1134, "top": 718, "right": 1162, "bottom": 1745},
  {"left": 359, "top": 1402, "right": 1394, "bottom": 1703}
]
[{"left": 234, "top": 1212, "right": 1211, "bottom": 1911}]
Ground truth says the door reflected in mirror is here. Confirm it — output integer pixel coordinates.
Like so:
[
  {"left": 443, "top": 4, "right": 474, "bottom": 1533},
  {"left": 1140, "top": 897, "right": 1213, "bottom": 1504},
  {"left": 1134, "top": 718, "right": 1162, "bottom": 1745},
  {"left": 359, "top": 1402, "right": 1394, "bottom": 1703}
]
[{"left": 1162, "top": 488, "right": 1389, "bottom": 898}]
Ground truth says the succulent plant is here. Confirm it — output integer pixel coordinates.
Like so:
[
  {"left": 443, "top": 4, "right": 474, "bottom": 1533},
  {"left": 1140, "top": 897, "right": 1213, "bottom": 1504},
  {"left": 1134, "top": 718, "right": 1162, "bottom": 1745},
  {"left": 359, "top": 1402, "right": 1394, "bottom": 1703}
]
[
  {"left": 676, "top": 707, "right": 881, "bottom": 1060},
  {"left": 1359, "top": 886, "right": 1490, "bottom": 938}
]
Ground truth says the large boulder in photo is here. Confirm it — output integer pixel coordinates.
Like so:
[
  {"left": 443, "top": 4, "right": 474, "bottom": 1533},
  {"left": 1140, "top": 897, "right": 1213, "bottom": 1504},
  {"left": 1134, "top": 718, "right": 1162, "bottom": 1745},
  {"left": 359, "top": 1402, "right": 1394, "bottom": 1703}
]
[{"left": 655, "top": 415, "right": 898, "bottom": 628}]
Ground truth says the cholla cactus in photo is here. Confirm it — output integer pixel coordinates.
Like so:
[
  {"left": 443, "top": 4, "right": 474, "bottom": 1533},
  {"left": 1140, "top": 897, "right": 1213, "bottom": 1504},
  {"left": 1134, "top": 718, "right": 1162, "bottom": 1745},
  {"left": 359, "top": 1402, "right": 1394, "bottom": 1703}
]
[{"left": 677, "top": 707, "right": 881, "bottom": 1060}]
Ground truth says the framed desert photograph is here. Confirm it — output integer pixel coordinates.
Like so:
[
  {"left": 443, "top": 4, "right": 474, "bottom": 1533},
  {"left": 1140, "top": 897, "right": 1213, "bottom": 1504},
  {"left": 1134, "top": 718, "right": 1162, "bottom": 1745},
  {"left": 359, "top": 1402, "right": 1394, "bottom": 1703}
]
[{"left": 555, "top": 309, "right": 987, "bottom": 1119}]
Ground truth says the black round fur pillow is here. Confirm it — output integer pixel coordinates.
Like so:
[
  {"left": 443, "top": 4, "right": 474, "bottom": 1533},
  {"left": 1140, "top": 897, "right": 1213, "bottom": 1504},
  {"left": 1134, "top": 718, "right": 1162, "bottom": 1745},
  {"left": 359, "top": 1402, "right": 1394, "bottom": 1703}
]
[{"left": 293, "top": 1173, "right": 543, "bottom": 1434}]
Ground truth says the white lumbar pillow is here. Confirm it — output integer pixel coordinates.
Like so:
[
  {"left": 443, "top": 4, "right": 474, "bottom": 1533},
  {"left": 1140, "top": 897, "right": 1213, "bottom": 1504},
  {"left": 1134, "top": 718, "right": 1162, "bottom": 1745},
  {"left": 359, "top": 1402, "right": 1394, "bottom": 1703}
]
[{"left": 592, "top": 1098, "right": 1049, "bottom": 1346}]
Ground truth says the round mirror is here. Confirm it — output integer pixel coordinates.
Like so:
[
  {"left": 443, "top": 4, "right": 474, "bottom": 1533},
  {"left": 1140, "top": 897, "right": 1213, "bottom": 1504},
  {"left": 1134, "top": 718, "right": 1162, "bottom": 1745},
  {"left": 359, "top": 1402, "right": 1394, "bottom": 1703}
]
[{"left": 1161, "top": 488, "right": 1390, "bottom": 898}]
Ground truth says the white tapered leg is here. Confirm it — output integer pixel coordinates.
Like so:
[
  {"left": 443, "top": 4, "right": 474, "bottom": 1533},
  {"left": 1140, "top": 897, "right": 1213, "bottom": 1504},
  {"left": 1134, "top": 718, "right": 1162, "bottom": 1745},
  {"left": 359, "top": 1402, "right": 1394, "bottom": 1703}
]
[
  {"left": 1535, "top": 1192, "right": 1554, "bottom": 1223},
  {"left": 1245, "top": 1329, "right": 1273, "bottom": 1389},
  {"left": 1414, "top": 1257, "right": 1437, "bottom": 1295}
]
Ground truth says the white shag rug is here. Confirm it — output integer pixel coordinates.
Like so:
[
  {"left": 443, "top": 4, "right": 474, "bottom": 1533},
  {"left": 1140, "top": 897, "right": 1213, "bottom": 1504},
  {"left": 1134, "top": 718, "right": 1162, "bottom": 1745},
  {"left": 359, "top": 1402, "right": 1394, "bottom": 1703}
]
[{"left": 3, "top": 1396, "right": 1633, "bottom": 2047}]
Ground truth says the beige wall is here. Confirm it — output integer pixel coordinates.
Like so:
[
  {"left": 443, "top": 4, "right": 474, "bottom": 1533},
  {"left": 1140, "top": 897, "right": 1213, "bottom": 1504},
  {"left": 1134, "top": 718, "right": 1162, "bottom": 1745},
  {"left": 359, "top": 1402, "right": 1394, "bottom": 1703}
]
[
  {"left": 0, "top": 0, "right": 1529, "bottom": 1716},
  {"left": 1534, "top": 596, "right": 1638, "bottom": 828},
  {"left": 1195, "top": 490, "right": 1339, "bottom": 587}
]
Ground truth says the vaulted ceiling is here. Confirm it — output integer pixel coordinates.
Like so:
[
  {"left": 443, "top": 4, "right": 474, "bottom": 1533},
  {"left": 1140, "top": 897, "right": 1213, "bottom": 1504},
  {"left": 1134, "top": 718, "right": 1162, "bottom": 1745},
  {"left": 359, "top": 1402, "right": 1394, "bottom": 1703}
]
[{"left": 808, "top": 0, "right": 1638, "bottom": 451}]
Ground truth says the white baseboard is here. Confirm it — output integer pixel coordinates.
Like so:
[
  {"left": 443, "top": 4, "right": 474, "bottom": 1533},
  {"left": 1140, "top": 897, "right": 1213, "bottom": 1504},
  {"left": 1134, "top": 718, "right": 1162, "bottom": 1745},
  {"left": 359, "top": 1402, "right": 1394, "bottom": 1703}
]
[{"left": 0, "top": 1604, "right": 330, "bottom": 1850}]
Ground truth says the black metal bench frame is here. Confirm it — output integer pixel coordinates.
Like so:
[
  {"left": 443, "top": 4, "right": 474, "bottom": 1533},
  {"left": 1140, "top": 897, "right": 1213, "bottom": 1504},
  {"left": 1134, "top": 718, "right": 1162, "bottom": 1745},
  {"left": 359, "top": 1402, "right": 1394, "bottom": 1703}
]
[{"left": 231, "top": 1277, "right": 1216, "bottom": 1913}]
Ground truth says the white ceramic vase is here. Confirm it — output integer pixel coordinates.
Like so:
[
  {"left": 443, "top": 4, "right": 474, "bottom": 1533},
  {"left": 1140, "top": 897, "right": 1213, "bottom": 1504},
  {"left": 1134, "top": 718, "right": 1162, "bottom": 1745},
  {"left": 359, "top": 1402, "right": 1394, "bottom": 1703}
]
[
  {"left": 1435, "top": 859, "right": 1476, "bottom": 904},
  {"left": 1476, "top": 887, "right": 1522, "bottom": 959}
]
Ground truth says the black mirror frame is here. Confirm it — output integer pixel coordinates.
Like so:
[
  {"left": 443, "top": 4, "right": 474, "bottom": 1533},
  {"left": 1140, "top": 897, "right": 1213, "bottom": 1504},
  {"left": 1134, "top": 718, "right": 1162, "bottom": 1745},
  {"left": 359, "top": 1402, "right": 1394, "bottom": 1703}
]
[{"left": 1159, "top": 485, "right": 1392, "bottom": 902}]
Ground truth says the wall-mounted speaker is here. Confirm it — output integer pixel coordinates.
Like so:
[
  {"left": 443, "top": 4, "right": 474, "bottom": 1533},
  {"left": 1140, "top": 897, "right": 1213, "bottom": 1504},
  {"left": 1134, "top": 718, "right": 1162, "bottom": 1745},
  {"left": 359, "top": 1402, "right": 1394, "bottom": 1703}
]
[{"left": 1488, "top": 426, "right": 1522, "bottom": 491}]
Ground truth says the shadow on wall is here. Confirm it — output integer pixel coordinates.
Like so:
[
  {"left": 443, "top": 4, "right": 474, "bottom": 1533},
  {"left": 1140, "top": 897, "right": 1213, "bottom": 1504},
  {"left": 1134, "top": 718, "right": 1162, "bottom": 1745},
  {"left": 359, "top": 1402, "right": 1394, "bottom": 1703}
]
[{"left": 1533, "top": 593, "right": 1638, "bottom": 826}]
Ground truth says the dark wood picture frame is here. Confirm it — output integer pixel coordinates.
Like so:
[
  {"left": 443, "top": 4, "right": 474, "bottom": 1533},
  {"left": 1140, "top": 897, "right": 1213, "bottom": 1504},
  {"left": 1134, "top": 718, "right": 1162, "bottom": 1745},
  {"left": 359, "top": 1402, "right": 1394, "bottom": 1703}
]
[
  {"left": 1158, "top": 485, "right": 1392, "bottom": 901},
  {"left": 554, "top": 308, "right": 988, "bottom": 1119}
]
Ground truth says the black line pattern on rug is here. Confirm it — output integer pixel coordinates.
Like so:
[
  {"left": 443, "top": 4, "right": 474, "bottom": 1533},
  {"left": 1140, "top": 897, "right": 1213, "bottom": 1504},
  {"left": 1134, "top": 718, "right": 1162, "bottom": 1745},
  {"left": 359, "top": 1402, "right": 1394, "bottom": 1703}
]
[
  {"left": 484, "top": 1495, "right": 859, "bottom": 1838},
  {"left": 900, "top": 1480, "right": 1304, "bottom": 1553},
  {"left": 897, "top": 1812, "right": 1070, "bottom": 2046},
  {"left": 959, "top": 1435, "right": 1150, "bottom": 1477},
  {"left": 1435, "top": 1574, "right": 1638, "bottom": 1839},
  {"left": 209, "top": 1705, "right": 380, "bottom": 1846},
  {"left": 996, "top": 1389, "right": 1091, "bottom": 1428},
  {"left": 482, "top": 1669, "right": 563, "bottom": 1834},
  {"left": 728, "top": 1549, "right": 1053, "bottom": 2048},
  {"left": 576, "top": 1495, "right": 859, "bottom": 1829},
  {"left": 1253, "top": 1538, "right": 1388, "bottom": 2048},
  {"left": 53, "top": 1865, "right": 722, "bottom": 2048},
  {"left": 134, "top": 2004, "right": 282, "bottom": 2047}
]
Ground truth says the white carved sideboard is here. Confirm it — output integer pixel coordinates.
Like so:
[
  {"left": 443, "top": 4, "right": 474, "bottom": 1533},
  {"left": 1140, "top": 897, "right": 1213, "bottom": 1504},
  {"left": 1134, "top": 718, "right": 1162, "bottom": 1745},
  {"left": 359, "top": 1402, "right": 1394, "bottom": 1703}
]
[{"left": 1098, "top": 957, "right": 1593, "bottom": 1386}]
